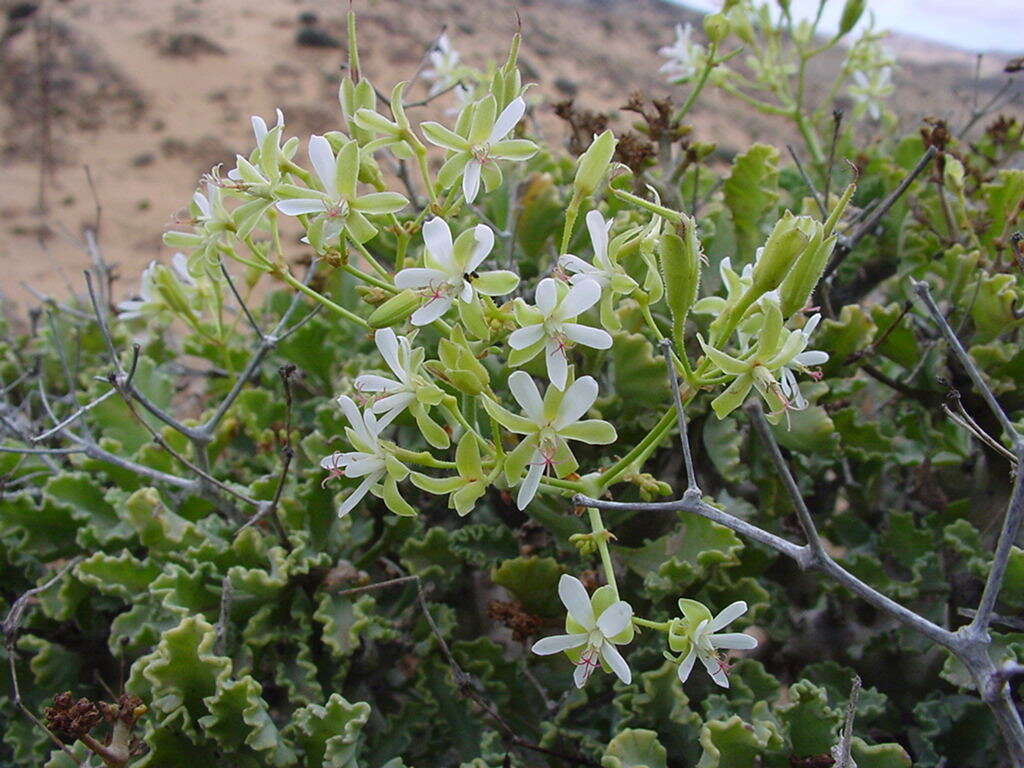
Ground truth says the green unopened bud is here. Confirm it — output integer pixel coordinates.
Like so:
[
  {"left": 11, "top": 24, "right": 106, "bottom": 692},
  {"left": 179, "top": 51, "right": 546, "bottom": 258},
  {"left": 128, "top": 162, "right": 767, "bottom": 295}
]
[
  {"left": 944, "top": 157, "right": 965, "bottom": 193},
  {"left": 151, "top": 266, "right": 199, "bottom": 324},
  {"left": 429, "top": 327, "right": 490, "bottom": 395},
  {"left": 659, "top": 215, "right": 703, "bottom": 345},
  {"left": 750, "top": 212, "right": 814, "bottom": 293},
  {"left": 779, "top": 231, "right": 835, "bottom": 317},
  {"left": 573, "top": 130, "right": 617, "bottom": 198},
  {"left": 703, "top": 12, "right": 730, "bottom": 43},
  {"left": 838, "top": 0, "right": 866, "bottom": 35},
  {"left": 368, "top": 289, "right": 420, "bottom": 328}
]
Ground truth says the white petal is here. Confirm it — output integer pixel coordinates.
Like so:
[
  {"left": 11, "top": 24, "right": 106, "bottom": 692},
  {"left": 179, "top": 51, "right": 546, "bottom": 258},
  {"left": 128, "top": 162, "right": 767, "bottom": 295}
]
[
  {"left": 709, "top": 601, "right": 748, "bottom": 631},
  {"left": 545, "top": 340, "right": 569, "bottom": 391},
  {"left": 557, "top": 574, "right": 595, "bottom": 630},
  {"left": 585, "top": 209, "right": 609, "bottom": 261},
  {"left": 354, "top": 374, "right": 402, "bottom": 393},
  {"left": 251, "top": 115, "right": 269, "bottom": 143},
  {"left": 308, "top": 134, "right": 338, "bottom": 197},
  {"left": 554, "top": 375, "right": 599, "bottom": 429},
  {"left": 463, "top": 160, "right": 482, "bottom": 203},
  {"left": 344, "top": 455, "right": 387, "bottom": 478},
  {"left": 335, "top": 395, "right": 368, "bottom": 443},
  {"left": 459, "top": 280, "right": 474, "bottom": 303},
  {"left": 394, "top": 267, "right": 448, "bottom": 290},
  {"left": 709, "top": 632, "right": 758, "bottom": 650},
  {"left": 374, "top": 328, "right": 402, "bottom": 377},
  {"left": 170, "top": 252, "right": 194, "bottom": 285},
  {"left": 516, "top": 460, "right": 544, "bottom": 510},
  {"left": 508, "top": 370, "right": 544, "bottom": 421},
  {"left": 601, "top": 640, "right": 631, "bottom": 685},
  {"left": 192, "top": 191, "right": 211, "bottom": 219},
  {"left": 531, "top": 633, "right": 588, "bottom": 655},
  {"left": 508, "top": 324, "right": 544, "bottom": 351},
  {"left": 803, "top": 313, "right": 822, "bottom": 337},
  {"left": 573, "top": 655, "right": 593, "bottom": 688},
  {"left": 535, "top": 277, "right": 558, "bottom": 316},
  {"left": 489, "top": 97, "right": 526, "bottom": 143},
  {"left": 411, "top": 296, "right": 452, "bottom": 326},
  {"left": 466, "top": 224, "right": 495, "bottom": 272},
  {"left": 677, "top": 645, "right": 697, "bottom": 683},
  {"left": 702, "top": 652, "right": 730, "bottom": 688},
  {"left": 422, "top": 217, "right": 454, "bottom": 267},
  {"left": 559, "top": 254, "right": 596, "bottom": 275},
  {"left": 557, "top": 278, "right": 602, "bottom": 319},
  {"left": 372, "top": 392, "right": 415, "bottom": 416},
  {"left": 562, "top": 323, "right": 612, "bottom": 350},
  {"left": 320, "top": 452, "right": 346, "bottom": 470},
  {"left": 337, "top": 471, "right": 383, "bottom": 517},
  {"left": 794, "top": 350, "right": 829, "bottom": 366},
  {"left": 596, "top": 601, "right": 633, "bottom": 638},
  {"left": 276, "top": 198, "right": 326, "bottom": 216}
]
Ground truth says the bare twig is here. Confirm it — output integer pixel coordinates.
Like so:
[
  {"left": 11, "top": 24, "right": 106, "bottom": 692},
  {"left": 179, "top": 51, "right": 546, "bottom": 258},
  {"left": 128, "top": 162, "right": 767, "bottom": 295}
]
[
  {"left": 834, "top": 675, "right": 861, "bottom": 768},
  {"left": 787, "top": 144, "right": 826, "bottom": 219},
  {"left": 660, "top": 339, "right": 698, "bottom": 492}
]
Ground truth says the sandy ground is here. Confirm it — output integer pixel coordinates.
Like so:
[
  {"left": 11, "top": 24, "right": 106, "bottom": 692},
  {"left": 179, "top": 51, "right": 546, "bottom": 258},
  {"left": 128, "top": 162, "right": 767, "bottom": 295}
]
[{"left": 0, "top": 0, "right": 1019, "bottom": 308}]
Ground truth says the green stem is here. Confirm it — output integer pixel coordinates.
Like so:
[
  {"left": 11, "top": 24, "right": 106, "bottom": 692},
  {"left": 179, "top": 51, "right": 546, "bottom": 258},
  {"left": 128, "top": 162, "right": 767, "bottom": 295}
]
[
  {"left": 342, "top": 263, "right": 396, "bottom": 293},
  {"left": 350, "top": 239, "right": 390, "bottom": 279},
  {"left": 588, "top": 507, "right": 618, "bottom": 598},
  {"left": 633, "top": 617, "right": 671, "bottom": 631},
  {"left": 611, "top": 188, "right": 682, "bottom": 222},
  {"left": 598, "top": 406, "right": 678, "bottom": 491},
  {"left": 674, "top": 42, "right": 719, "bottom": 122},
  {"left": 560, "top": 191, "right": 582, "bottom": 254},
  {"left": 277, "top": 269, "right": 369, "bottom": 328}
]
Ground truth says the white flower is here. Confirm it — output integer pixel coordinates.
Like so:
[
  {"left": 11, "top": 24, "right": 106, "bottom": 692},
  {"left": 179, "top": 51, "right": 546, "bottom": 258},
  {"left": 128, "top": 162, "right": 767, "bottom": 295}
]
[
  {"left": 658, "top": 23, "right": 705, "bottom": 84},
  {"left": 848, "top": 66, "right": 893, "bottom": 121},
  {"left": 777, "top": 313, "right": 829, "bottom": 411},
  {"left": 117, "top": 253, "right": 196, "bottom": 321},
  {"left": 320, "top": 396, "right": 388, "bottom": 517},
  {"left": 422, "top": 32, "right": 461, "bottom": 97},
  {"left": 394, "top": 217, "right": 518, "bottom": 326},
  {"left": 509, "top": 277, "right": 611, "bottom": 390},
  {"left": 421, "top": 96, "right": 537, "bottom": 203},
  {"left": 274, "top": 135, "right": 407, "bottom": 244},
  {"left": 557, "top": 210, "right": 637, "bottom": 328},
  {"left": 531, "top": 574, "right": 634, "bottom": 688},
  {"left": 250, "top": 108, "right": 284, "bottom": 145},
  {"left": 482, "top": 371, "right": 616, "bottom": 509},
  {"left": 675, "top": 600, "right": 758, "bottom": 688},
  {"left": 354, "top": 329, "right": 420, "bottom": 427}
]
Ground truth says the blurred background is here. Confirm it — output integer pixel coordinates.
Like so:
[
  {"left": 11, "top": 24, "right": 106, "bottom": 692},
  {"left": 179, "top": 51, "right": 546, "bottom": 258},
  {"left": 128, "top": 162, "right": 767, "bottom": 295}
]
[{"left": 0, "top": 0, "right": 1020, "bottom": 304}]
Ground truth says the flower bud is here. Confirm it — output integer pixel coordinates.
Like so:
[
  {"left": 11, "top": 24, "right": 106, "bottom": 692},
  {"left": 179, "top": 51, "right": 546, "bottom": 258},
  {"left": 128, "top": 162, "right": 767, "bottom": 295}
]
[
  {"left": 659, "top": 215, "right": 703, "bottom": 342},
  {"left": 368, "top": 289, "right": 420, "bottom": 328},
  {"left": 838, "top": 0, "right": 866, "bottom": 35},
  {"left": 573, "top": 130, "right": 617, "bottom": 198},
  {"left": 750, "top": 211, "right": 814, "bottom": 293},
  {"left": 779, "top": 231, "right": 835, "bottom": 317},
  {"left": 429, "top": 327, "right": 491, "bottom": 395},
  {"left": 703, "top": 12, "right": 730, "bottom": 44}
]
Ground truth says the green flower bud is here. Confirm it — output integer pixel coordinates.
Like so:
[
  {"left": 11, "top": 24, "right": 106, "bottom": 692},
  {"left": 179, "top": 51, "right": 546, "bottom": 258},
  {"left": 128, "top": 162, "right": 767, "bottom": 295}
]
[
  {"left": 573, "top": 130, "right": 617, "bottom": 198},
  {"left": 703, "top": 12, "right": 730, "bottom": 43},
  {"left": 428, "top": 326, "right": 491, "bottom": 395},
  {"left": 779, "top": 232, "right": 836, "bottom": 317},
  {"left": 750, "top": 211, "right": 814, "bottom": 293},
  {"left": 151, "top": 265, "right": 200, "bottom": 325},
  {"left": 838, "top": 0, "right": 866, "bottom": 35},
  {"left": 659, "top": 215, "right": 703, "bottom": 344},
  {"left": 368, "top": 289, "right": 420, "bottom": 328}
]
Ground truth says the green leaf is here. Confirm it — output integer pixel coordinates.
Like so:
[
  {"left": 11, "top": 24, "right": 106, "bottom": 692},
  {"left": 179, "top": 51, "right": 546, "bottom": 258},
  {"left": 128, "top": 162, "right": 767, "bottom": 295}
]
[
  {"left": 601, "top": 729, "right": 668, "bottom": 768},
  {"left": 777, "top": 680, "right": 841, "bottom": 757},
  {"left": 287, "top": 693, "right": 372, "bottom": 768},
  {"left": 491, "top": 556, "right": 564, "bottom": 617},
  {"left": 199, "top": 676, "right": 297, "bottom": 765},
  {"left": 723, "top": 144, "right": 780, "bottom": 262}
]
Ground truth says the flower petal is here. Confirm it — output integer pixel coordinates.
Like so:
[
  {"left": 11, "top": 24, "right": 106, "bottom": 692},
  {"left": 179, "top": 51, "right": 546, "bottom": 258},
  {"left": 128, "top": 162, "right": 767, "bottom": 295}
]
[
  {"left": 421, "top": 217, "right": 454, "bottom": 270},
  {"left": 535, "top": 277, "right": 558, "bottom": 316},
  {"left": 601, "top": 640, "right": 632, "bottom": 685},
  {"left": 466, "top": 224, "right": 495, "bottom": 272},
  {"left": 337, "top": 471, "right": 383, "bottom": 517},
  {"left": 308, "top": 135, "right": 338, "bottom": 197},
  {"left": 516, "top": 459, "right": 544, "bottom": 510},
  {"left": 709, "top": 601, "right": 748, "bottom": 631},
  {"left": 596, "top": 601, "right": 633, "bottom": 638},
  {"left": 585, "top": 209, "right": 610, "bottom": 261},
  {"left": 545, "top": 340, "right": 569, "bottom": 390},
  {"left": 354, "top": 374, "right": 402, "bottom": 393},
  {"left": 558, "top": 278, "right": 602, "bottom": 319},
  {"left": 558, "top": 575, "right": 595, "bottom": 629},
  {"left": 508, "top": 370, "right": 544, "bottom": 421},
  {"left": 275, "top": 198, "right": 325, "bottom": 216},
  {"left": 702, "top": 652, "right": 730, "bottom": 688},
  {"left": 488, "top": 97, "right": 526, "bottom": 143},
  {"left": 394, "top": 267, "right": 448, "bottom": 290},
  {"left": 530, "top": 633, "right": 588, "bottom": 655},
  {"left": 373, "top": 328, "right": 402, "bottom": 378},
  {"left": 793, "top": 350, "right": 829, "bottom": 366},
  {"left": 554, "top": 375, "right": 599, "bottom": 429},
  {"left": 562, "top": 323, "right": 612, "bottom": 350},
  {"left": 677, "top": 645, "right": 697, "bottom": 683},
  {"left": 463, "top": 160, "right": 482, "bottom": 203},
  {"left": 709, "top": 632, "right": 758, "bottom": 650},
  {"left": 411, "top": 296, "right": 452, "bottom": 326},
  {"left": 508, "top": 323, "right": 545, "bottom": 351}
]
